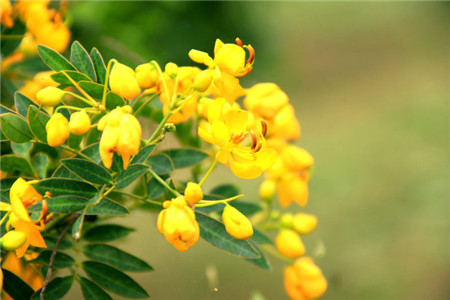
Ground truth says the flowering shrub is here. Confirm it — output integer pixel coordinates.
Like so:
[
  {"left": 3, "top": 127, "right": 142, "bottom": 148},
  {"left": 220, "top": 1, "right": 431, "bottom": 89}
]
[{"left": 0, "top": 2, "right": 326, "bottom": 299}]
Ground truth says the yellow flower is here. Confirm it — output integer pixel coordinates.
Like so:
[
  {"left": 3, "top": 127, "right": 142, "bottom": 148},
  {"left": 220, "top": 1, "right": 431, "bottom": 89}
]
[
  {"left": 276, "top": 229, "right": 305, "bottom": 259},
  {"left": 244, "top": 83, "right": 289, "bottom": 120},
  {"left": 157, "top": 196, "right": 199, "bottom": 251},
  {"left": 109, "top": 62, "right": 141, "bottom": 99},
  {"left": 36, "top": 86, "right": 64, "bottom": 106},
  {"left": 98, "top": 105, "right": 142, "bottom": 170},
  {"left": 198, "top": 98, "right": 277, "bottom": 179},
  {"left": 189, "top": 38, "right": 255, "bottom": 103},
  {"left": 0, "top": 178, "right": 46, "bottom": 258},
  {"left": 18, "top": 71, "right": 58, "bottom": 102},
  {"left": 268, "top": 104, "right": 301, "bottom": 141},
  {"left": 69, "top": 110, "right": 91, "bottom": 135},
  {"left": 293, "top": 213, "right": 318, "bottom": 235},
  {"left": 259, "top": 179, "right": 276, "bottom": 202},
  {"left": 135, "top": 63, "right": 159, "bottom": 89},
  {"left": 0, "top": 231, "right": 27, "bottom": 251},
  {"left": 2, "top": 252, "right": 44, "bottom": 295},
  {"left": 46, "top": 113, "right": 70, "bottom": 147},
  {"left": 0, "top": 0, "right": 14, "bottom": 27},
  {"left": 284, "top": 257, "right": 327, "bottom": 300},
  {"left": 184, "top": 182, "right": 203, "bottom": 205},
  {"left": 281, "top": 146, "right": 314, "bottom": 172},
  {"left": 222, "top": 205, "right": 253, "bottom": 240}
]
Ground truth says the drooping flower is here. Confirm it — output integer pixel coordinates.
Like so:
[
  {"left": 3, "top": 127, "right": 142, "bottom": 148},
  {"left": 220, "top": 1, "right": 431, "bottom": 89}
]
[
  {"left": 284, "top": 257, "right": 327, "bottom": 300},
  {"left": 157, "top": 196, "right": 199, "bottom": 251},
  {"left": 198, "top": 98, "right": 277, "bottom": 179},
  {"left": 189, "top": 38, "right": 255, "bottom": 103},
  {"left": 109, "top": 62, "right": 141, "bottom": 99},
  {"left": 222, "top": 205, "right": 253, "bottom": 240},
  {"left": 98, "top": 105, "right": 142, "bottom": 170},
  {"left": 46, "top": 112, "right": 70, "bottom": 147},
  {"left": 184, "top": 182, "right": 203, "bottom": 205},
  {"left": 276, "top": 229, "right": 305, "bottom": 259}
]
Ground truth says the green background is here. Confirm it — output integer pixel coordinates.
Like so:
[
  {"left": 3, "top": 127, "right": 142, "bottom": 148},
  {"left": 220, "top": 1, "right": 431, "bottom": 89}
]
[{"left": 52, "top": 1, "right": 450, "bottom": 299}]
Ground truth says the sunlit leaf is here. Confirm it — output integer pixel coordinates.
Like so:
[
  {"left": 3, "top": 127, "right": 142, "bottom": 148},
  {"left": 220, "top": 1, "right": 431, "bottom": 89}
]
[{"left": 70, "top": 41, "right": 97, "bottom": 81}]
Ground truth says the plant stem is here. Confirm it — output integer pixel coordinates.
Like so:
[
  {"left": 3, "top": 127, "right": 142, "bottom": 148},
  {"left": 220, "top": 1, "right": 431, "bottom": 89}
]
[
  {"left": 63, "top": 91, "right": 97, "bottom": 107},
  {"left": 101, "top": 59, "right": 117, "bottom": 107},
  {"left": 199, "top": 157, "right": 218, "bottom": 187},
  {"left": 61, "top": 71, "right": 97, "bottom": 105},
  {"left": 195, "top": 194, "right": 244, "bottom": 207},
  {"left": 58, "top": 145, "right": 96, "bottom": 163},
  {"left": 147, "top": 168, "right": 181, "bottom": 197},
  {"left": 133, "top": 92, "right": 159, "bottom": 116},
  {"left": 148, "top": 110, "right": 173, "bottom": 143}
]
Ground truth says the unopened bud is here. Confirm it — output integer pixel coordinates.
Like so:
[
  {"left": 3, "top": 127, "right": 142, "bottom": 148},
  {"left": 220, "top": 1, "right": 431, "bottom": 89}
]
[
  {"left": 109, "top": 62, "right": 141, "bottom": 99},
  {"left": 280, "top": 213, "right": 294, "bottom": 228},
  {"left": 165, "top": 62, "right": 178, "bottom": 79},
  {"left": 259, "top": 180, "right": 276, "bottom": 202},
  {"left": 281, "top": 146, "right": 314, "bottom": 172},
  {"left": 1, "top": 231, "right": 27, "bottom": 251},
  {"left": 293, "top": 213, "right": 318, "bottom": 235},
  {"left": 222, "top": 205, "right": 253, "bottom": 240},
  {"left": 135, "top": 63, "right": 159, "bottom": 89},
  {"left": 275, "top": 229, "right": 305, "bottom": 259},
  {"left": 185, "top": 182, "right": 203, "bottom": 205},
  {"left": 193, "top": 69, "right": 213, "bottom": 92},
  {"left": 36, "top": 86, "right": 64, "bottom": 106},
  {"left": 69, "top": 110, "right": 91, "bottom": 135},
  {"left": 163, "top": 123, "right": 176, "bottom": 133},
  {"left": 46, "top": 113, "right": 70, "bottom": 147}
]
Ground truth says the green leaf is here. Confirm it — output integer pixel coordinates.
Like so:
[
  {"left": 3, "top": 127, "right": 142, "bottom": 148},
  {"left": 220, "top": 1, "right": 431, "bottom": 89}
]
[
  {"left": 30, "top": 250, "right": 75, "bottom": 268},
  {"left": 250, "top": 229, "right": 273, "bottom": 245},
  {"left": 0, "top": 113, "right": 33, "bottom": 143},
  {"left": 28, "top": 105, "right": 50, "bottom": 142},
  {"left": 1, "top": 268, "right": 34, "bottom": 300},
  {"left": 131, "top": 144, "right": 156, "bottom": 164},
  {"left": 68, "top": 132, "right": 84, "bottom": 149},
  {"left": 1, "top": 20, "right": 26, "bottom": 57},
  {"left": 15, "top": 92, "right": 39, "bottom": 118},
  {"left": 0, "top": 154, "right": 33, "bottom": 175},
  {"left": 70, "top": 41, "right": 97, "bottom": 81},
  {"left": 32, "top": 276, "right": 74, "bottom": 300},
  {"left": 105, "top": 92, "right": 125, "bottom": 110},
  {"left": 51, "top": 70, "right": 92, "bottom": 89},
  {"left": 146, "top": 176, "right": 165, "bottom": 198},
  {"left": 82, "top": 261, "right": 149, "bottom": 298},
  {"left": 210, "top": 184, "right": 240, "bottom": 198},
  {"left": 79, "top": 81, "right": 105, "bottom": 101},
  {"left": 195, "top": 212, "right": 260, "bottom": 259},
  {"left": 78, "top": 276, "right": 113, "bottom": 300},
  {"left": 161, "top": 148, "right": 209, "bottom": 168},
  {"left": 85, "top": 198, "right": 128, "bottom": 215},
  {"left": 62, "top": 158, "right": 112, "bottom": 185},
  {"left": 44, "top": 236, "right": 74, "bottom": 250},
  {"left": 34, "top": 178, "right": 98, "bottom": 198},
  {"left": 245, "top": 242, "right": 271, "bottom": 271},
  {"left": 72, "top": 214, "right": 84, "bottom": 239},
  {"left": 83, "top": 244, "right": 153, "bottom": 272},
  {"left": 90, "top": 48, "right": 107, "bottom": 85},
  {"left": 231, "top": 201, "right": 263, "bottom": 217},
  {"left": 0, "top": 104, "right": 15, "bottom": 115},
  {"left": 80, "top": 142, "right": 101, "bottom": 163},
  {"left": 32, "top": 152, "right": 49, "bottom": 178},
  {"left": 12, "top": 142, "right": 33, "bottom": 158},
  {"left": 52, "top": 165, "right": 84, "bottom": 180},
  {"left": 110, "top": 153, "right": 124, "bottom": 173},
  {"left": 38, "top": 44, "right": 76, "bottom": 72},
  {"left": 29, "top": 196, "right": 89, "bottom": 213},
  {"left": 145, "top": 153, "right": 173, "bottom": 174},
  {"left": 83, "top": 224, "right": 134, "bottom": 242},
  {"left": 115, "top": 164, "right": 150, "bottom": 189}
]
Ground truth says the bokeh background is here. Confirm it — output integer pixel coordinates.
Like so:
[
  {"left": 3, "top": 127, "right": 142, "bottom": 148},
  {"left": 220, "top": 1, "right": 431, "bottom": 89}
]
[{"left": 46, "top": 1, "right": 450, "bottom": 299}]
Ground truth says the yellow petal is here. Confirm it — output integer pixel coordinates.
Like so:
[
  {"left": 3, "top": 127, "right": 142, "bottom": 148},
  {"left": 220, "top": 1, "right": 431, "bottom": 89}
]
[
  {"left": 215, "top": 44, "right": 245, "bottom": 75},
  {"left": 223, "top": 108, "right": 248, "bottom": 136},
  {"left": 229, "top": 158, "right": 262, "bottom": 179},
  {"left": 211, "top": 120, "right": 230, "bottom": 149}
]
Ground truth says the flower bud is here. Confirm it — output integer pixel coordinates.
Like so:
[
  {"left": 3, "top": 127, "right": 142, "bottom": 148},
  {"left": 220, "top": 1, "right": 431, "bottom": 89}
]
[
  {"left": 184, "top": 182, "right": 203, "bottom": 205},
  {"left": 109, "top": 62, "right": 141, "bottom": 99},
  {"left": 135, "top": 63, "right": 159, "bottom": 89},
  {"left": 281, "top": 146, "right": 314, "bottom": 172},
  {"left": 284, "top": 257, "right": 327, "bottom": 300},
  {"left": 280, "top": 213, "right": 294, "bottom": 228},
  {"left": 69, "top": 110, "right": 91, "bottom": 135},
  {"left": 165, "top": 62, "right": 178, "bottom": 79},
  {"left": 259, "top": 180, "right": 276, "bottom": 202},
  {"left": 189, "top": 49, "right": 214, "bottom": 66},
  {"left": 193, "top": 69, "right": 213, "bottom": 92},
  {"left": 46, "top": 113, "right": 70, "bottom": 147},
  {"left": 276, "top": 229, "right": 305, "bottom": 258},
  {"left": 1, "top": 231, "right": 27, "bottom": 251},
  {"left": 222, "top": 205, "right": 253, "bottom": 240},
  {"left": 293, "top": 213, "right": 318, "bottom": 235},
  {"left": 36, "top": 86, "right": 64, "bottom": 106}
]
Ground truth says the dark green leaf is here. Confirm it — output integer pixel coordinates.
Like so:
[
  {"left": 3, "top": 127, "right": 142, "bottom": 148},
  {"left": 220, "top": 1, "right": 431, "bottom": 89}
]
[
  {"left": 78, "top": 276, "right": 113, "bottom": 300},
  {"left": 44, "top": 236, "right": 73, "bottom": 250},
  {"left": 34, "top": 178, "right": 98, "bottom": 198},
  {"left": 1, "top": 268, "right": 34, "bottom": 300},
  {"left": 146, "top": 176, "right": 165, "bottom": 198},
  {"left": 245, "top": 242, "right": 271, "bottom": 271},
  {"left": 51, "top": 70, "right": 92, "bottom": 89},
  {"left": 90, "top": 48, "right": 107, "bottom": 85},
  {"left": 195, "top": 212, "right": 260, "bottom": 259},
  {"left": 33, "top": 152, "right": 49, "bottom": 178},
  {"left": 52, "top": 165, "right": 84, "bottom": 180},
  {"left": 82, "top": 261, "right": 149, "bottom": 298},
  {"left": 231, "top": 201, "right": 263, "bottom": 217},
  {"left": 68, "top": 132, "right": 84, "bottom": 149},
  {"left": 0, "top": 113, "right": 33, "bottom": 143},
  {"left": 83, "top": 224, "right": 134, "bottom": 242},
  {"left": 32, "top": 276, "right": 74, "bottom": 300},
  {"left": 29, "top": 196, "right": 89, "bottom": 213},
  {"left": 110, "top": 153, "right": 124, "bottom": 173},
  {"left": 28, "top": 105, "right": 50, "bottom": 142},
  {"left": 131, "top": 144, "right": 156, "bottom": 164},
  {"left": 210, "top": 184, "right": 240, "bottom": 198},
  {"left": 62, "top": 158, "right": 112, "bottom": 185},
  {"left": 1, "top": 20, "right": 26, "bottom": 57},
  {"left": 105, "top": 92, "right": 125, "bottom": 110},
  {"left": 115, "top": 163, "right": 150, "bottom": 189},
  {"left": 15, "top": 92, "right": 39, "bottom": 118},
  {"left": 83, "top": 244, "right": 153, "bottom": 272},
  {"left": 0, "top": 104, "right": 15, "bottom": 115},
  {"left": 0, "top": 154, "right": 33, "bottom": 175},
  {"left": 250, "top": 229, "right": 273, "bottom": 245},
  {"left": 80, "top": 142, "right": 101, "bottom": 163},
  {"left": 30, "top": 250, "right": 75, "bottom": 268},
  {"left": 38, "top": 44, "right": 76, "bottom": 72},
  {"left": 79, "top": 81, "right": 105, "bottom": 101},
  {"left": 194, "top": 201, "right": 224, "bottom": 214},
  {"left": 85, "top": 198, "right": 128, "bottom": 215},
  {"left": 70, "top": 41, "right": 96, "bottom": 81},
  {"left": 161, "top": 148, "right": 209, "bottom": 168},
  {"left": 145, "top": 153, "right": 173, "bottom": 174}
]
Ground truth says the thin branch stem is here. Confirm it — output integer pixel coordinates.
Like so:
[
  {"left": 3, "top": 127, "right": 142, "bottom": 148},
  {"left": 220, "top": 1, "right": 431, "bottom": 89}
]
[
  {"left": 61, "top": 71, "right": 97, "bottom": 105},
  {"left": 147, "top": 168, "right": 181, "bottom": 197},
  {"left": 133, "top": 93, "right": 159, "bottom": 116},
  {"left": 102, "top": 59, "right": 117, "bottom": 107},
  {"left": 199, "top": 157, "right": 218, "bottom": 187},
  {"left": 58, "top": 145, "right": 95, "bottom": 163},
  {"left": 148, "top": 110, "right": 173, "bottom": 143}
]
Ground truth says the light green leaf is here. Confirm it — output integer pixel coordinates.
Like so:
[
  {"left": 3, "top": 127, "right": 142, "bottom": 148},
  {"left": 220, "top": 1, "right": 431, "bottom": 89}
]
[
  {"left": 195, "top": 212, "right": 260, "bottom": 259},
  {"left": 83, "top": 224, "right": 134, "bottom": 242},
  {"left": 78, "top": 276, "right": 113, "bottom": 300},
  {"left": 0, "top": 113, "right": 33, "bottom": 143},
  {"left": 31, "top": 276, "right": 74, "bottom": 300},
  {"left": 161, "top": 148, "right": 209, "bottom": 168},
  {"left": 82, "top": 261, "right": 149, "bottom": 298},
  {"left": 145, "top": 153, "right": 173, "bottom": 174},
  {"left": 85, "top": 198, "right": 128, "bottom": 215},
  {"left": 131, "top": 144, "right": 156, "bottom": 164},
  {"left": 115, "top": 164, "right": 150, "bottom": 189},
  {"left": 34, "top": 178, "right": 98, "bottom": 198},
  {"left": 28, "top": 105, "right": 50, "bottom": 142},
  {"left": 30, "top": 250, "right": 75, "bottom": 268},
  {"left": 38, "top": 44, "right": 76, "bottom": 71},
  {"left": 1, "top": 268, "right": 34, "bottom": 300},
  {"left": 70, "top": 41, "right": 96, "bottom": 81},
  {"left": 11, "top": 142, "right": 32, "bottom": 158},
  {"left": 28, "top": 196, "right": 89, "bottom": 213},
  {"left": 0, "top": 154, "right": 33, "bottom": 175},
  {"left": 90, "top": 48, "right": 107, "bottom": 85},
  {"left": 82, "top": 244, "right": 153, "bottom": 272},
  {"left": 62, "top": 158, "right": 112, "bottom": 185},
  {"left": 72, "top": 214, "right": 84, "bottom": 239},
  {"left": 15, "top": 92, "right": 39, "bottom": 118}
]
